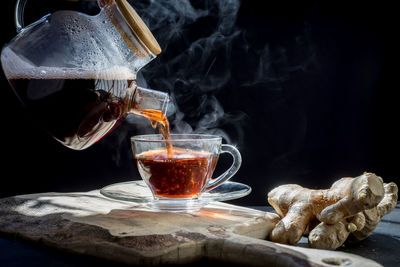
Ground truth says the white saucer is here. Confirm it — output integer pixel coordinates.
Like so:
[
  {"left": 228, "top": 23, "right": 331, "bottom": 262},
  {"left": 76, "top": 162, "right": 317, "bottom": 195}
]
[{"left": 100, "top": 180, "right": 251, "bottom": 212}]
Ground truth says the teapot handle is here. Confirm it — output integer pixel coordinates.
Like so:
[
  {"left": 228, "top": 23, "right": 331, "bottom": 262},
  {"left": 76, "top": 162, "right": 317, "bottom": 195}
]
[
  {"left": 15, "top": 0, "right": 108, "bottom": 33},
  {"left": 15, "top": 0, "right": 27, "bottom": 32}
]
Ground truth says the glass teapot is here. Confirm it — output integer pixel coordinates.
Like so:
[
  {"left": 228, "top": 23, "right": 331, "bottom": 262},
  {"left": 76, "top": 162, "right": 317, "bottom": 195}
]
[{"left": 1, "top": 0, "right": 168, "bottom": 150}]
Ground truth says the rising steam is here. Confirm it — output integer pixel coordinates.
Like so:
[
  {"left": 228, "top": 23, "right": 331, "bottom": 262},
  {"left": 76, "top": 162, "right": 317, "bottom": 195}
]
[
  {"left": 128, "top": 0, "right": 246, "bottom": 144},
  {"left": 104, "top": 0, "right": 317, "bottom": 166}
]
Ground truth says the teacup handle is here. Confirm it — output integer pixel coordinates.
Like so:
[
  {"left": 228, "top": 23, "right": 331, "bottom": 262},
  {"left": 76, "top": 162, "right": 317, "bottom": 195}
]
[{"left": 205, "top": 144, "right": 242, "bottom": 191}]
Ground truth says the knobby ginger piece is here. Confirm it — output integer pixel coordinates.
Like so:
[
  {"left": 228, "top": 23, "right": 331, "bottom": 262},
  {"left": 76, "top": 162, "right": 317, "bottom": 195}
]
[
  {"left": 308, "top": 212, "right": 365, "bottom": 250},
  {"left": 309, "top": 181, "right": 397, "bottom": 249},
  {"left": 317, "top": 173, "right": 384, "bottom": 224},
  {"left": 267, "top": 173, "right": 386, "bottom": 246},
  {"left": 350, "top": 182, "right": 398, "bottom": 241}
]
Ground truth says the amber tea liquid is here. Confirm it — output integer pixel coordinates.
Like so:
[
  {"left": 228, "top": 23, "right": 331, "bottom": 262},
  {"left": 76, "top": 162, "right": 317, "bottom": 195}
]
[
  {"left": 139, "top": 109, "right": 173, "bottom": 158},
  {"left": 136, "top": 148, "right": 218, "bottom": 198}
]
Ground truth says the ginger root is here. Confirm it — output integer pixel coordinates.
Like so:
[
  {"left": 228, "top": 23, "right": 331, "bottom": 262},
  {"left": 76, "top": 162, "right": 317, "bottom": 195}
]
[
  {"left": 350, "top": 182, "right": 398, "bottom": 241},
  {"left": 308, "top": 181, "right": 398, "bottom": 249},
  {"left": 267, "top": 172, "right": 398, "bottom": 250},
  {"left": 308, "top": 211, "right": 366, "bottom": 249}
]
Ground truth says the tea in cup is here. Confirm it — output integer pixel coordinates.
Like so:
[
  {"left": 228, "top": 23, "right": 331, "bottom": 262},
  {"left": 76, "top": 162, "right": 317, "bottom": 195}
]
[{"left": 131, "top": 134, "right": 241, "bottom": 212}]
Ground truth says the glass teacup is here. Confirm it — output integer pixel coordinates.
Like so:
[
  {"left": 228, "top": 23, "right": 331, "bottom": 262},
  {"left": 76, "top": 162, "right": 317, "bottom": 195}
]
[{"left": 131, "top": 134, "right": 242, "bottom": 212}]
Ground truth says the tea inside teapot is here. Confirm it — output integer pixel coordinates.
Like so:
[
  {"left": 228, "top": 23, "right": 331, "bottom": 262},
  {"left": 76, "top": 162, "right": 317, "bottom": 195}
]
[{"left": 4, "top": 47, "right": 134, "bottom": 149}]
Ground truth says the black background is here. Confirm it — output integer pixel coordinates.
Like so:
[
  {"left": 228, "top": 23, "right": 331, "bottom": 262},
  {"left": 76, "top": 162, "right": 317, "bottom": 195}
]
[{"left": 0, "top": 0, "right": 399, "bottom": 205}]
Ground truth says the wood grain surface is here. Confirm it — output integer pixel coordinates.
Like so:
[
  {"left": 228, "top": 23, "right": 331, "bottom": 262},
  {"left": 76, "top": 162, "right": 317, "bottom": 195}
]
[{"left": 0, "top": 191, "right": 382, "bottom": 266}]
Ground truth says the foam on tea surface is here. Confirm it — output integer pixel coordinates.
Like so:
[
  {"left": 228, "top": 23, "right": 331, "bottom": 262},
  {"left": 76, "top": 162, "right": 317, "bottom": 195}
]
[
  {"left": 2, "top": 47, "right": 136, "bottom": 101},
  {"left": 136, "top": 148, "right": 212, "bottom": 160},
  {"left": 1, "top": 47, "right": 136, "bottom": 80}
]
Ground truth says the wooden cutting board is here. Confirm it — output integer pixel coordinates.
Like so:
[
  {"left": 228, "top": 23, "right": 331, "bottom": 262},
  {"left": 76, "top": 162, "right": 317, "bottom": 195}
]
[{"left": 0, "top": 190, "right": 381, "bottom": 266}]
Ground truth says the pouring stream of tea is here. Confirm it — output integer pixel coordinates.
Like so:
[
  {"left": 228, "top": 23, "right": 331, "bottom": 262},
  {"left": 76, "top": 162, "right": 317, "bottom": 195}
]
[{"left": 139, "top": 109, "right": 173, "bottom": 158}]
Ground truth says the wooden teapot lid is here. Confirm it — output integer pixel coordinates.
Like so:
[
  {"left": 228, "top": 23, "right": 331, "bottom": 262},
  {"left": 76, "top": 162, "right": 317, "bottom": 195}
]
[{"left": 115, "top": 0, "right": 161, "bottom": 55}]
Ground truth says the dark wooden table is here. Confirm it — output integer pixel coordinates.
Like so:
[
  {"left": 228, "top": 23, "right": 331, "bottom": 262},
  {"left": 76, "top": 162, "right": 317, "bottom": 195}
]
[{"left": 0, "top": 203, "right": 399, "bottom": 267}]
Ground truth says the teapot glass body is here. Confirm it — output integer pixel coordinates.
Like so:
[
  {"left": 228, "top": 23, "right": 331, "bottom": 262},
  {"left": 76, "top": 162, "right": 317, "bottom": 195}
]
[{"left": 1, "top": 0, "right": 168, "bottom": 150}]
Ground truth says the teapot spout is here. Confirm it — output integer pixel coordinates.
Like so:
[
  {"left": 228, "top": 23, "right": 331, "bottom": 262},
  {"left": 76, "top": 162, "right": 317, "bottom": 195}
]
[{"left": 129, "top": 86, "right": 169, "bottom": 118}]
